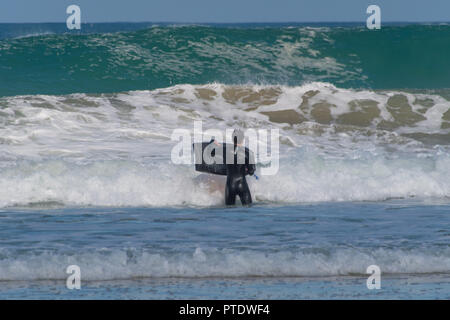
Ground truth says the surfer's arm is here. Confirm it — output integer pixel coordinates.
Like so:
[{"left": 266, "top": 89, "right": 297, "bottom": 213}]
[
  {"left": 246, "top": 150, "right": 256, "bottom": 176},
  {"left": 246, "top": 163, "right": 256, "bottom": 176}
]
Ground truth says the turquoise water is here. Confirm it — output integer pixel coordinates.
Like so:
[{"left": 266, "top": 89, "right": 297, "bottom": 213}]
[
  {"left": 0, "top": 22, "right": 449, "bottom": 299},
  {"left": 1, "top": 23, "right": 450, "bottom": 97}
]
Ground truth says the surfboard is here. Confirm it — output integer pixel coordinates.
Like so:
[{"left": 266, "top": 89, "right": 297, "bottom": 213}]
[
  {"left": 193, "top": 142, "right": 251, "bottom": 176},
  {"left": 193, "top": 142, "right": 228, "bottom": 175}
]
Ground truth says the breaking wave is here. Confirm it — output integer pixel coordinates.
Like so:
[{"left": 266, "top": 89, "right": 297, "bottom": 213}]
[
  {"left": 0, "top": 83, "right": 449, "bottom": 207},
  {"left": 1, "top": 247, "right": 449, "bottom": 281}
]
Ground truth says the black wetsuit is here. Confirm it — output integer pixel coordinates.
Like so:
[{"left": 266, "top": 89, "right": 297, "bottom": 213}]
[{"left": 225, "top": 145, "right": 256, "bottom": 206}]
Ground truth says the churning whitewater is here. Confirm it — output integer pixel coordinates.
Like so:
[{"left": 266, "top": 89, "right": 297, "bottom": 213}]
[
  {"left": 1, "top": 247, "right": 450, "bottom": 281},
  {"left": 0, "top": 82, "right": 449, "bottom": 207}
]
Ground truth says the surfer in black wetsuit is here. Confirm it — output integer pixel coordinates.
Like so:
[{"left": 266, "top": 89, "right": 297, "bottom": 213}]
[{"left": 224, "top": 129, "right": 256, "bottom": 206}]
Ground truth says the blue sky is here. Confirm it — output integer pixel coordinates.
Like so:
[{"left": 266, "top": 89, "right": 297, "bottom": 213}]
[{"left": 0, "top": 0, "right": 449, "bottom": 23}]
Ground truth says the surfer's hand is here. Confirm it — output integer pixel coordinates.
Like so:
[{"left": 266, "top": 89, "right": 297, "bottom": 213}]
[{"left": 209, "top": 138, "right": 221, "bottom": 146}]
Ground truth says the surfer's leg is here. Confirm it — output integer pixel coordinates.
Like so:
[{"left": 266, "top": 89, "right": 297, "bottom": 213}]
[
  {"left": 225, "top": 181, "right": 236, "bottom": 205},
  {"left": 238, "top": 179, "right": 252, "bottom": 206}
]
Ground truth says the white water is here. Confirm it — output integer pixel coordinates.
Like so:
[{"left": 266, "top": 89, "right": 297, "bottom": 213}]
[
  {"left": 0, "top": 83, "right": 449, "bottom": 207},
  {"left": 1, "top": 247, "right": 449, "bottom": 281},
  {"left": 0, "top": 154, "right": 449, "bottom": 207}
]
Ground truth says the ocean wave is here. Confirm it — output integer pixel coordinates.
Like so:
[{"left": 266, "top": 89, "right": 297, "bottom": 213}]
[
  {"left": 1, "top": 24, "right": 450, "bottom": 96},
  {"left": 1, "top": 247, "right": 449, "bottom": 281},
  {"left": 1, "top": 83, "right": 449, "bottom": 149},
  {"left": 0, "top": 83, "right": 449, "bottom": 207},
  {"left": 0, "top": 154, "right": 448, "bottom": 208}
]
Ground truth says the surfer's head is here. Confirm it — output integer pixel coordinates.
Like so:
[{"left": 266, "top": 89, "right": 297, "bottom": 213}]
[{"left": 232, "top": 128, "right": 244, "bottom": 146}]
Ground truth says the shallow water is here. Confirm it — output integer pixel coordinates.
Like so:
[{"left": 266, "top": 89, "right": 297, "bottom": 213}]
[
  {"left": 1, "top": 201, "right": 449, "bottom": 299},
  {"left": 2, "top": 275, "right": 450, "bottom": 299}
]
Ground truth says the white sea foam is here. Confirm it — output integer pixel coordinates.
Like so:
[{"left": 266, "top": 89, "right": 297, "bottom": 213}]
[
  {"left": 0, "top": 247, "right": 449, "bottom": 281},
  {"left": 0, "top": 83, "right": 449, "bottom": 207},
  {"left": 0, "top": 152, "right": 448, "bottom": 207},
  {"left": 13, "top": 32, "right": 54, "bottom": 39}
]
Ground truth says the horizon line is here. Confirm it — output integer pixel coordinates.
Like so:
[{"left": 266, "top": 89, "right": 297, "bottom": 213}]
[{"left": 1, "top": 20, "right": 449, "bottom": 24}]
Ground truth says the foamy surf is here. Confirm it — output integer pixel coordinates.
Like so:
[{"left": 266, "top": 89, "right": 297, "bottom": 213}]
[
  {"left": 0, "top": 154, "right": 449, "bottom": 208},
  {"left": 0, "top": 83, "right": 449, "bottom": 207},
  {"left": 1, "top": 247, "right": 449, "bottom": 281}
]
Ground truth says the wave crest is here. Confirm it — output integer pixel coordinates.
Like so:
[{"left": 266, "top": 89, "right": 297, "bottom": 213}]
[{"left": 1, "top": 247, "right": 449, "bottom": 281}]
